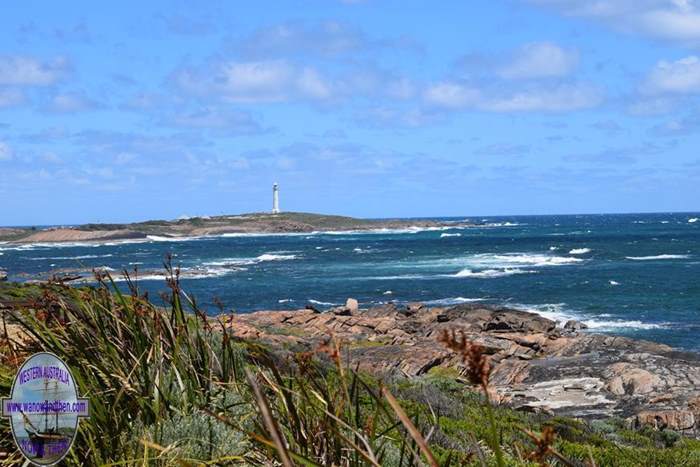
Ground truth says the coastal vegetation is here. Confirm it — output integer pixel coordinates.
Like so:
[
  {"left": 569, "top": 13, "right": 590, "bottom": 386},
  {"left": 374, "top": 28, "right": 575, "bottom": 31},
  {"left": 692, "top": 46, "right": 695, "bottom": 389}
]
[{"left": 1, "top": 273, "right": 699, "bottom": 466}]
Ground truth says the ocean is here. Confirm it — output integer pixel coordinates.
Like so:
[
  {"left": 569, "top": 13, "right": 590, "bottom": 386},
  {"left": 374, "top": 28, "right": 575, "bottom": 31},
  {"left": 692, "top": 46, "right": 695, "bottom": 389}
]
[{"left": 1, "top": 212, "right": 699, "bottom": 351}]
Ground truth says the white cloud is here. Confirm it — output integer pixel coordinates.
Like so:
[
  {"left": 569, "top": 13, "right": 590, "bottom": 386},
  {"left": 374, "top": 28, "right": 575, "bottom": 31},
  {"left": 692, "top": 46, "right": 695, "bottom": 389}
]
[
  {"left": 296, "top": 67, "right": 333, "bottom": 99},
  {"left": 482, "top": 83, "right": 602, "bottom": 112},
  {"left": 499, "top": 42, "right": 578, "bottom": 79},
  {"left": 220, "top": 60, "right": 293, "bottom": 102},
  {"left": 424, "top": 82, "right": 481, "bottom": 108},
  {"left": 175, "top": 60, "right": 335, "bottom": 103},
  {"left": 0, "top": 56, "right": 68, "bottom": 86},
  {"left": 423, "top": 81, "right": 601, "bottom": 112},
  {"left": 527, "top": 0, "right": 700, "bottom": 44},
  {"left": 0, "top": 142, "right": 13, "bottom": 161},
  {"left": 644, "top": 56, "right": 700, "bottom": 93}
]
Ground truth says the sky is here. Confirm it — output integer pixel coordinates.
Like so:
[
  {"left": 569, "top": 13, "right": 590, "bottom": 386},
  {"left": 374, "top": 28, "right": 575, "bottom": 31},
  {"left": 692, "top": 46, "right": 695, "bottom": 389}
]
[{"left": 1, "top": 0, "right": 699, "bottom": 225}]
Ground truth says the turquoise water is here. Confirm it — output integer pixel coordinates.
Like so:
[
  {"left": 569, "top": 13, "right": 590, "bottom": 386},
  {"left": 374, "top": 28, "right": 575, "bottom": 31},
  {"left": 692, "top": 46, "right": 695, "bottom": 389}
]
[{"left": 2, "top": 213, "right": 699, "bottom": 351}]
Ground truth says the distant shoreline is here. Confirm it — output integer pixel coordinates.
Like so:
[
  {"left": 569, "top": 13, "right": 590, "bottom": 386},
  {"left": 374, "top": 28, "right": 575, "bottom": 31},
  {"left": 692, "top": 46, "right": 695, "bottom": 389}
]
[{"left": 0, "top": 211, "right": 474, "bottom": 245}]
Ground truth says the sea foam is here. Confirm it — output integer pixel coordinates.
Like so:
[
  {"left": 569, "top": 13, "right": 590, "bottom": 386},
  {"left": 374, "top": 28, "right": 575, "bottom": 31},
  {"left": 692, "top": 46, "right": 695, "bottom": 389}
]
[{"left": 515, "top": 303, "right": 665, "bottom": 331}]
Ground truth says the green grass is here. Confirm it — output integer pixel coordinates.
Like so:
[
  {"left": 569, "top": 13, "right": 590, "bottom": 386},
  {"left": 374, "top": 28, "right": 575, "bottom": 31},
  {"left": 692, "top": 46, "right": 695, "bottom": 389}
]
[{"left": 1, "top": 275, "right": 699, "bottom": 466}]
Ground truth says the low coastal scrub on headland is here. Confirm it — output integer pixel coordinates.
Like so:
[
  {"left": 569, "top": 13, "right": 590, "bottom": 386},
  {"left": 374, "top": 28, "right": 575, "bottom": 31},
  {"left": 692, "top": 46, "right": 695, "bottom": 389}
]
[{"left": 1, "top": 270, "right": 699, "bottom": 466}]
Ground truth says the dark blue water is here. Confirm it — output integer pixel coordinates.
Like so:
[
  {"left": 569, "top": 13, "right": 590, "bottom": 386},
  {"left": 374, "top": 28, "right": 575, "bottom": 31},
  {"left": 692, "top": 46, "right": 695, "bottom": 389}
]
[{"left": 2, "top": 213, "right": 699, "bottom": 351}]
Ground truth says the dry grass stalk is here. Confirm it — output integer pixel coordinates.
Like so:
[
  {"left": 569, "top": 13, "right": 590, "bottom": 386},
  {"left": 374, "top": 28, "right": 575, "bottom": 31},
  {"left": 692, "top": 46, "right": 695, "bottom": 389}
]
[
  {"left": 523, "top": 426, "right": 575, "bottom": 467},
  {"left": 437, "top": 329, "right": 490, "bottom": 392},
  {"left": 245, "top": 368, "right": 294, "bottom": 467}
]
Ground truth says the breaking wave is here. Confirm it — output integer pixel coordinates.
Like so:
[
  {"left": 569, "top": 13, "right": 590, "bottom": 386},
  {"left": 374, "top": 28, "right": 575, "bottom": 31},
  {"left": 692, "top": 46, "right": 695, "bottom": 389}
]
[
  {"left": 146, "top": 235, "right": 215, "bottom": 242},
  {"left": 625, "top": 254, "right": 690, "bottom": 261},
  {"left": 452, "top": 268, "right": 534, "bottom": 278},
  {"left": 256, "top": 253, "right": 298, "bottom": 261},
  {"left": 478, "top": 222, "right": 521, "bottom": 227},
  {"left": 423, "top": 297, "right": 483, "bottom": 306},
  {"left": 203, "top": 253, "right": 298, "bottom": 267},
  {"left": 515, "top": 303, "right": 666, "bottom": 331},
  {"left": 463, "top": 253, "right": 583, "bottom": 267},
  {"left": 308, "top": 299, "right": 337, "bottom": 306},
  {"left": 583, "top": 319, "right": 665, "bottom": 330},
  {"left": 0, "top": 238, "right": 150, "bottom": 251},
  {"left": 569, "top": 248, "right": 591, "bottom": 255},
  {"left": 29, "top": 254, "right": 114, "bottom": 261}
]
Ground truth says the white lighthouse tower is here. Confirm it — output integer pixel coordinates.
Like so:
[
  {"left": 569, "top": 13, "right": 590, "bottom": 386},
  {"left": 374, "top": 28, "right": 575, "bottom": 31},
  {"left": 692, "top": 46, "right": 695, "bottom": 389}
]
[{"left": 272, "top": 182, "right": 280, "bottom": 214}]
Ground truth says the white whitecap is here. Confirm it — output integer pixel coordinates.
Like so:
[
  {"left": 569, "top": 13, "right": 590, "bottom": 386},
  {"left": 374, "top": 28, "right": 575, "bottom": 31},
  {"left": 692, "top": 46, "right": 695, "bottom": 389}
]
[
  {"left": 146, "top": 234, "right": 210, "bottom": 242},
  {"left": 203, "top": 252, "right": 297, "bottom": 267},
  {"left": 569, "top": 248, "right": 591, "bottom": 255},
  {"left": 514, "top": 303, "right": 665, "bottom": 331},
  {"left": 609, "top": 280, "right": 620, "bottom": 286},
  {"left": 308, "top": 299, "right": 336, "bottom": 306},
  {"left": 256, "top": 253, "right": 298, "bottom": 261},
  {"left": 423, "top": 297, "right": 483, "bottom": 306},
  {"left": 582, "top": 319, "right": 664, "bottom": 330},
  {"left": 479, "top": 222, "right": 521, "bottom": 227},
  {"left": 689, "top": 218, "right": 698, "bottom": 223},
  {"left": 625, "top": 254, "right": 690, "bottom": 261},
  {"left": 29, "top": 254, "right": 114, "bottom": 261},
  {"left": 440, "top": 233, "right": 461, "bottom": 238},
  {"left": 452, "top": 268, "right": 534, "bottom": 278},
  {"left": 467, "top": 253, "right": 583, "bottom": 267},
  {"left": 0, "top": 239, "right": 148, "bottom": 251}
]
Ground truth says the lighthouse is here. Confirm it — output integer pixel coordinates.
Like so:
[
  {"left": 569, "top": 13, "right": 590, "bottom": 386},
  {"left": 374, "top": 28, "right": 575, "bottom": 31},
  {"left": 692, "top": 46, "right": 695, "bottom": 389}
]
[{"left": 272, "top": 183, "right": 280, "bottom": 214}]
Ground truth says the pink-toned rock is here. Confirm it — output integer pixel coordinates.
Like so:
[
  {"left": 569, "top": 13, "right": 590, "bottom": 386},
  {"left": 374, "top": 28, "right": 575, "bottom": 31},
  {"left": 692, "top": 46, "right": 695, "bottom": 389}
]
[
  {"left": 345, "top": 298, "right": 359, "bottom": 314},
  {"left": 219, "top": 301, "right": 700, "bottom": 421},
  {"left": 634, "top": 410, "right": 696, "bottom": 431},
  {"left": 606, "top": 364, "right": 662, "bottom": 395}
]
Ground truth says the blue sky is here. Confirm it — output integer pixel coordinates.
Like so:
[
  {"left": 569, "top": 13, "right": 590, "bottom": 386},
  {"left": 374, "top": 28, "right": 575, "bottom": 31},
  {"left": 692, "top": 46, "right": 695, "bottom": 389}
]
[{"left": 1, "top": 0, "right": 699, "bottom": 225}]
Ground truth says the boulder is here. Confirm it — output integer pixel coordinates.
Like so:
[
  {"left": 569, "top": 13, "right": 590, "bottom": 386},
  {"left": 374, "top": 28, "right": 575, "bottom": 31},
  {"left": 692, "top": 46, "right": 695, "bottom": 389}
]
[
  {"left": 345, "top": 298, "right": 359, "bottom": 314},
  {"left": 0, "top": 270, "right": 6, "bottom": 282},
  {"left": 332, "top": 306, "right": 352, "bottom": 316},
  {"left": 606, "top": 364, "right": 662, "bottom": 395},
  {"left": 633, "top": 410, "right": 696, "bottom": 431},
  {"left": 404, "top": 302, "right": 425, "bottom": 316},
  {"left": 564, "top": 320, "right": 588, "bottom": 332}
]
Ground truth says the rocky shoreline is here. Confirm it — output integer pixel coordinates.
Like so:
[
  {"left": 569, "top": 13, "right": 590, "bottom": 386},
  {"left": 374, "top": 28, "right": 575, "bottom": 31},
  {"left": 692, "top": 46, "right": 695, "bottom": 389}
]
[{"left": 223, "top": 300, "right": 700, "bottom": 435}]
